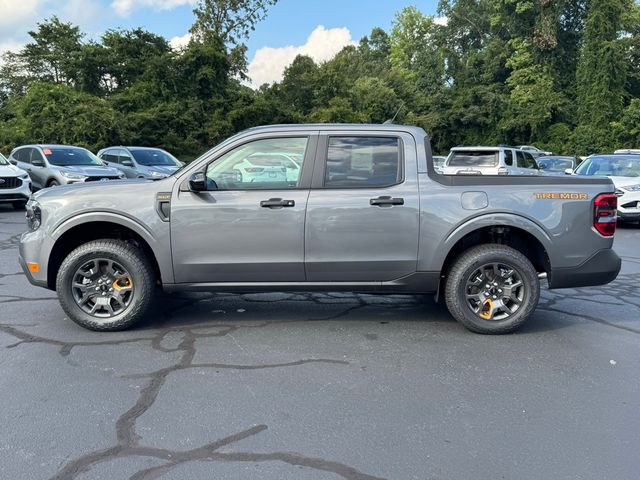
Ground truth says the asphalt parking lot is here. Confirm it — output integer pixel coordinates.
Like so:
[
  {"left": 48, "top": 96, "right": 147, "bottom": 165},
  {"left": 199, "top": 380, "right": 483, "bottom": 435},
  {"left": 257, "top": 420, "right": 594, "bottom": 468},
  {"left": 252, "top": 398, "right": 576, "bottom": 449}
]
[{"left": 0, "top": 206, "right": 639, "bottom": 480}]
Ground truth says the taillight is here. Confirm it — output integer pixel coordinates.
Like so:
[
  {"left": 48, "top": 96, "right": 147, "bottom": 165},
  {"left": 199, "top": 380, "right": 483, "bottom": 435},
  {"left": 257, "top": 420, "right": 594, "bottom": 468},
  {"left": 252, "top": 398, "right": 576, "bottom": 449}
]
[{"left": 593, "top": 193, "right": 617, "bottom": 236}]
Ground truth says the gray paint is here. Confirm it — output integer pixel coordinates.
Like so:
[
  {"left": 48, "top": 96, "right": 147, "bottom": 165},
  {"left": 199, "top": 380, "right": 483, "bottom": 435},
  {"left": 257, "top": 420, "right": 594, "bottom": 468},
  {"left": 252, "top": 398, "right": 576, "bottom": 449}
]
[{"left": 19, "top": 124, "right": 619, "bottom": 293}]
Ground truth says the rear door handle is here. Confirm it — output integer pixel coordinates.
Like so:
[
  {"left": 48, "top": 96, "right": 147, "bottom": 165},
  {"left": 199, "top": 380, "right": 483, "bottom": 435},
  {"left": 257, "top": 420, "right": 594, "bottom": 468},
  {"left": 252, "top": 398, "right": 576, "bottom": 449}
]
[
  {"left": 260, "top": 198, "right": 295, "bottom": 208},
  {"left": 370, "top": 196, "right": 404, "bottom": 207}
]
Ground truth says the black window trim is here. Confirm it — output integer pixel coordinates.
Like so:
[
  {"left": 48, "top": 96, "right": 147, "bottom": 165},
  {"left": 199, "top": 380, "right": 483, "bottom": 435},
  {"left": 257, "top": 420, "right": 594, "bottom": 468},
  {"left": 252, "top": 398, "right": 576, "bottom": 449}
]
[{"left": 312, "top": 134, "right": 405, "bottom": 190}]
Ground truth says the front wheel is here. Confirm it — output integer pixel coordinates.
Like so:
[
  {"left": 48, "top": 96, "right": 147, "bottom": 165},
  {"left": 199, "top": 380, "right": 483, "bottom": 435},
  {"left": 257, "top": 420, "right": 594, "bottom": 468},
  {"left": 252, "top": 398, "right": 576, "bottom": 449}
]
[
  {"left": 56, "top": 239, "right": 156, "bottom": 331},
  {"left": 444, "top": 244, "right": 540, "bottom": 334}
]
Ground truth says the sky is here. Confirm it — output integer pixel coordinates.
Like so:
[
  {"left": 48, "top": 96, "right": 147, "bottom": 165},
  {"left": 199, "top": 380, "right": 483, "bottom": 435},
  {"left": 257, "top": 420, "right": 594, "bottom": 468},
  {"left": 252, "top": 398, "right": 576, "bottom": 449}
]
[{"left": 0, "top": 0, "right": 439, "bottom": 86}]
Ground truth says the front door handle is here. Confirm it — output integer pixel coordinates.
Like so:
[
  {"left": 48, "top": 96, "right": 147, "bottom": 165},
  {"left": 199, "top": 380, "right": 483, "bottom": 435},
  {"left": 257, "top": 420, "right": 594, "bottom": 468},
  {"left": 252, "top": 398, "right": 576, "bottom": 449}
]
[
  {"left": 370, "top": 196, "right": 404, "bottom": 207},
  {"left": 260, "top": 198, "right": 295, "bottom": 208}
]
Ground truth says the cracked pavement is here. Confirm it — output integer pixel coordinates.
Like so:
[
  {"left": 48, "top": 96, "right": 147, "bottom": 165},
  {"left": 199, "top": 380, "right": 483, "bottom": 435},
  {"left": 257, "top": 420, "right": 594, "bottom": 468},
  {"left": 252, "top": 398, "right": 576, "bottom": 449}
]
[{"left": 0, "top": 206, "right": 639, "bottom": 480}]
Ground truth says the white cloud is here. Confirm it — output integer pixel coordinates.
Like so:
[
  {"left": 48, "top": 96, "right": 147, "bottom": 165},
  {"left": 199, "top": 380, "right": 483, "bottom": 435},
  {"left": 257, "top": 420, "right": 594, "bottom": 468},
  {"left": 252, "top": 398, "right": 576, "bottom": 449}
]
[
  {"left": 111, "top": 0, "right": 196, "bottom": 16},
  {"left": 247, "top": 25, "right": 356, "bottom": 88},
  {"left": 0, "top": 0, "right": 44, "bottom": 34},
  {"left": 434, "top": 16, "right": 448, "bottom": 26},
  {"left": 170, "top": 32, "right": 191, "bottom": 50}
]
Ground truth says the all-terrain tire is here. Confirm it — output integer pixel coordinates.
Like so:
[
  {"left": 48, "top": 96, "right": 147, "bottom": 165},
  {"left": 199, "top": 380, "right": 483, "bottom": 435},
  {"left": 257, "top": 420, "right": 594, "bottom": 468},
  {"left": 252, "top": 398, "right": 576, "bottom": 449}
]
[
  {"left": 444, "top": 244, "right": 540, "bottom": 334},
  {"left": 56, "top": 239, "right": 155, "bottom": 331}
]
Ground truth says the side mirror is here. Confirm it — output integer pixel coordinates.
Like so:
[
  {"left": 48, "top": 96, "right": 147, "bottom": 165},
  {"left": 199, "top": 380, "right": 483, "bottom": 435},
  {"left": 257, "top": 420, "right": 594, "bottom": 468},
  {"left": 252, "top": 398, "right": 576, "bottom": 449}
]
[
  {"left": 189, "top": 172, "right": 207, "bottom": 192},
  {"left": 121, "top": 160, "right": 134, "bottom": 167},
  {"left": 564, "top": 168, "right": 574, "bottom": 175},
  {"left": 9, "top": 159, "right": 17, "bottom": 165},
  {"left": 31, "top": 159, "right": 45, "bottom": 167}
]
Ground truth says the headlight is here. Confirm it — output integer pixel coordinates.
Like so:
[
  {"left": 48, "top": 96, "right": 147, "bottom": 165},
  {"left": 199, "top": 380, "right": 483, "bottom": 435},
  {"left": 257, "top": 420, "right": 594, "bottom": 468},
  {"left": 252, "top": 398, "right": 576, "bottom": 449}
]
[
  {"left": 117, "top": 172, "right": 126, "bottom": 178},
  {"left": 19, "top": 173, "right": 29, "bottom": 180},
  {"left": 60, "top": 171, "right": 88, "bottom": 181},
  {"left": 620, "top": 184, "right": 640, "bottom": 192},
  {"left": 25, "top": 199, "right": 41, "bottom": 231},
  {"left": 148, "top": 171, "right": 168, "bottom": 178}
]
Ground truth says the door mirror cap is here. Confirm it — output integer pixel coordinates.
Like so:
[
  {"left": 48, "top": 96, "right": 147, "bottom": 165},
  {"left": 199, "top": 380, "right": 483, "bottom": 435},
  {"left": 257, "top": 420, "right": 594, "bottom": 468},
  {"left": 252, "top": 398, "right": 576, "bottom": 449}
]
[
  {"left": 189, "top": 172, "right": 207, "bottom": 192},
  {"left": 564, "top": 168, "right": 574, "bottom": 175},
  {"left": 9, "top": 159, "right": 17, "bottom": 165},
  {"left": 121, "top": 160, "right": 134, "bottom": 167},
  {"left": 31, "top": 159, "right": 45, "bottom": 167}
]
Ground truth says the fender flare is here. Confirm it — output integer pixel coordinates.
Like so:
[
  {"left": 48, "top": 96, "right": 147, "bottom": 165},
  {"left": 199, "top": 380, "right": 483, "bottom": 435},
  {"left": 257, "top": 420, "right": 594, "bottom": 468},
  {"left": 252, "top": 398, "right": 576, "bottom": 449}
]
[
  {"left": 433, "top": 212, "right": 554, "bottom": 272},
  {"left": 50, "top": 211, "right": 174, "bottom": 284}
]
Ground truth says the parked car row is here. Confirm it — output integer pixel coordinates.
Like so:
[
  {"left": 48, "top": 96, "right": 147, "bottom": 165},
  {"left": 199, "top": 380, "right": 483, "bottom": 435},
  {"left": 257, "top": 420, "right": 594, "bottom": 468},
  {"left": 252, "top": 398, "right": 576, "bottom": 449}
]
[{"left": 0, "top": 144, "right": 184, "bottom": 209}]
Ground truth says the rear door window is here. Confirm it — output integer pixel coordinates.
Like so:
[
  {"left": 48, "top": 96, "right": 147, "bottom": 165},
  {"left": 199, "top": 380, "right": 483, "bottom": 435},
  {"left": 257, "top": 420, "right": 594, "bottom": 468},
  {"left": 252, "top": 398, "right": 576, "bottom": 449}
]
[
  {"left": 13, "top": 148, "right": 30, "bottom": 164},
  {"left": 323, "top": 137, "right": 401, "bottom": 188},
  {"left": 447, "top": 151, "right": 498, "bottom": 168},
  {"left": 504, "top": 150, "right": 513, "bottom": 166}
]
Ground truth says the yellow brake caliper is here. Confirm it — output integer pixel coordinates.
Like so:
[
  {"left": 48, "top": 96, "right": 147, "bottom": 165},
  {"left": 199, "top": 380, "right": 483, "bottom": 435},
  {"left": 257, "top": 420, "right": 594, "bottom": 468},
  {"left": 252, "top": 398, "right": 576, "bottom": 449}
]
[
  {"left": 479, "top": 298, "right": 493, "bottom": 320},
  {"left": 112, "top": 276, "right": 133, "bottom": 291}
]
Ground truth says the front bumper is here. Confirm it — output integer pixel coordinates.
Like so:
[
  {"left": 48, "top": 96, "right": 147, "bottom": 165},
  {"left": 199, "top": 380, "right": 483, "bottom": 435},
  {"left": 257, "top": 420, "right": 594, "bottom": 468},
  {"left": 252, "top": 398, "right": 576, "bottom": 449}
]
[
  {"left": 0, "top": 177, "right": 31, "bottom": 203},
  {"left": 548, "top": 248, "right": 621, "bottom": 289},
  {"left": 617, "top": 190, "right": 640, "bottom": 221},
  {"left": 19, "top": 229, "right": 50, "bottom": 289}
]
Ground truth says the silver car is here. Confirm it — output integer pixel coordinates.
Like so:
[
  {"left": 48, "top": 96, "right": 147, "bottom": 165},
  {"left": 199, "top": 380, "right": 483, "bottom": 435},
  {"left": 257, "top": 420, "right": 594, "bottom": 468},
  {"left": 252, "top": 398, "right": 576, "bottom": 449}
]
[
  {"left": 97, "top": 146, "right": 183, "bottom": 180},
  {"left": 9, "top": 145, "right": 124, "bottom": 189},
  {"left": 0, "top": 152, "right": 31, "bottom": 209}
]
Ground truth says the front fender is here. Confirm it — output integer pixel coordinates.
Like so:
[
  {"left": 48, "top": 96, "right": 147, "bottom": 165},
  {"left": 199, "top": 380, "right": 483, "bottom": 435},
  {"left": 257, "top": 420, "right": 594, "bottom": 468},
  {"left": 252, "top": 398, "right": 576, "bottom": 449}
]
[{"left": 50, "top": 211, "right": 174, "bottom": 284}]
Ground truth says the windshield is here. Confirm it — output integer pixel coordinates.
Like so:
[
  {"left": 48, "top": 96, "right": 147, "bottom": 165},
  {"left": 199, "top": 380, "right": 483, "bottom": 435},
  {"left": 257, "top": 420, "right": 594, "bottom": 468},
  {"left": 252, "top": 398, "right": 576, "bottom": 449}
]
[
  {"left": 447, "top": 151, "right": 498, "bottom": 167},
  {"left": 0, "top": 153, "right": 8, "bottom": 166},
  {"left": 131, "top": 149, "right": 179, "bottom": 166},
  {"left": 537, "top": 157, "right": 574, "bottom": 172},
  {"left": 44, "top": 147, "right": 103, "bottom": 166},
  {"left": 575, "top": 155, "right": 640, "bottom": 177}
]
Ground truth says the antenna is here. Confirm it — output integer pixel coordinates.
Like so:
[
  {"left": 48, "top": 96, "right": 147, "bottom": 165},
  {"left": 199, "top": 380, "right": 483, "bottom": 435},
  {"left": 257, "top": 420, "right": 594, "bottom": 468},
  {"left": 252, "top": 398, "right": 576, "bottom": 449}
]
[{"left": 383, "top": 102, "right": 405, "bottom": 124}]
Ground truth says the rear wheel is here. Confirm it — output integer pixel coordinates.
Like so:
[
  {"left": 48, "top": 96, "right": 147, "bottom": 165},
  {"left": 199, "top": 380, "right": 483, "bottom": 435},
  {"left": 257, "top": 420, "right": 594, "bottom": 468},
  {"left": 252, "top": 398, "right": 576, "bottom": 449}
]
[
  {"left": 56, "top": 239, "right": 155, "bottom": 331},
  {"left": 48, "top": 180, "right": 60, "bottom": 187},
  {"left": 444, "top": 244, "right": 540, "bottom": 334}
]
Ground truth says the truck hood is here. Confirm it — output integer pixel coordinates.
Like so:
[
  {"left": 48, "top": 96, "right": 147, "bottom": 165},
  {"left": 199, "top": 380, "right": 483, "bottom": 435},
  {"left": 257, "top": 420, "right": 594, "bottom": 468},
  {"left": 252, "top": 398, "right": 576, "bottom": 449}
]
[
  {"left": 0, "top": 163, "right": 27, "bottom": 177},
  {"left": 33, "top": 178, "right": 172, "bottom": 203},
  {"left": 58, "top": 165, "right": 122, "bottom": 177}
]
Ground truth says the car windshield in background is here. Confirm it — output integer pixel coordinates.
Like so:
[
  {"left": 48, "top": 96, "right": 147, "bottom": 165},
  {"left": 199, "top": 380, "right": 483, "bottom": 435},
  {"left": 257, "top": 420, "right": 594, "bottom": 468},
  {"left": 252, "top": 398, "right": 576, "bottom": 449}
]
[
  {"left": 575, "top": 155, "right": 640, "bottom": 177},
  {"left": 0, "top": 153, "right": 8, "bottom": 165},
  {"left": 537, "top": 158, "right": 574, "bottom": 171},
  {"left": 44, "top": 148, "right": 102, "bottom": 166},
  {"left": 447, "top": 151, "right": 498, "bottom": 167},
  {"left": 131, "top": 149, "right": 179, "bottom": 166}
]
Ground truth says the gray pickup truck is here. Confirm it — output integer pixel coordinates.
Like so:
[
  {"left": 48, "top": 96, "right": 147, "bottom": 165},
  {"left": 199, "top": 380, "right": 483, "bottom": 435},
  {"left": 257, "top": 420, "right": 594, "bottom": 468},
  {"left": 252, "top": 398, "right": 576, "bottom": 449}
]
[{"left": 18, "top": 124, "right": 621, "bottom": 334}]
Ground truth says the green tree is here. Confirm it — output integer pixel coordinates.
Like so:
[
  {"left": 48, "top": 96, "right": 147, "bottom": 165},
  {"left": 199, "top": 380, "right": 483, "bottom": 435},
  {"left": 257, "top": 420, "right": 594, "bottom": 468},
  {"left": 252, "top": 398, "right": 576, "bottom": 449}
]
[{"left": 576, "top": 0, "right": 632, "bottom": 152}]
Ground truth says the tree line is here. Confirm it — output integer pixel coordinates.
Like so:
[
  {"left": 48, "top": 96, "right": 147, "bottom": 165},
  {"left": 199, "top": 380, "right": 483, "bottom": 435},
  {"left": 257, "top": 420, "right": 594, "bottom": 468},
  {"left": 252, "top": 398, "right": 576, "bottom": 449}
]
[{"left": 1, "top": 0, "right": 639, "bottom": 159}]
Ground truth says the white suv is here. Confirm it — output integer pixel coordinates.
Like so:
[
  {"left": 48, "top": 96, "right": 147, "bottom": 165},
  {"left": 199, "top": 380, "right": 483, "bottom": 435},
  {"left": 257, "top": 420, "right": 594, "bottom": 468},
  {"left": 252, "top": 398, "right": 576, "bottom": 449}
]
[
  {"left": 0, "top": 152, "right": 31, "bottom": 209},
  {"left": 440, "top": 146, "right": 540, "bottom": 175}
]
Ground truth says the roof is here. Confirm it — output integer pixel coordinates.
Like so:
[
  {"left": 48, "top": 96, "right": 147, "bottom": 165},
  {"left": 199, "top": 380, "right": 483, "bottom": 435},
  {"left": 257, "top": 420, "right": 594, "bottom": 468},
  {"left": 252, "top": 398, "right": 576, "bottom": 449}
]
[
  {"left": 17, "top": 144, "right": 86, "bottom": 149},
  {"left": 450, "top": 146, "right": 513, "bottom": 151},
  {"left": 242, "top": 123, "right": 428, "bottom": 136}
]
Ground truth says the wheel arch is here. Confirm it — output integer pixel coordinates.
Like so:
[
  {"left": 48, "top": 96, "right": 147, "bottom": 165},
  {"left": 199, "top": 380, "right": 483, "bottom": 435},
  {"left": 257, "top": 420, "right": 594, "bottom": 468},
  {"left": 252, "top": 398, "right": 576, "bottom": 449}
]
[
  {"left": 47, "top": 215, "right": 168, "bottom": 290},
  {"left": 437, "top": 214, "right": 553, "bottom": 279}
]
